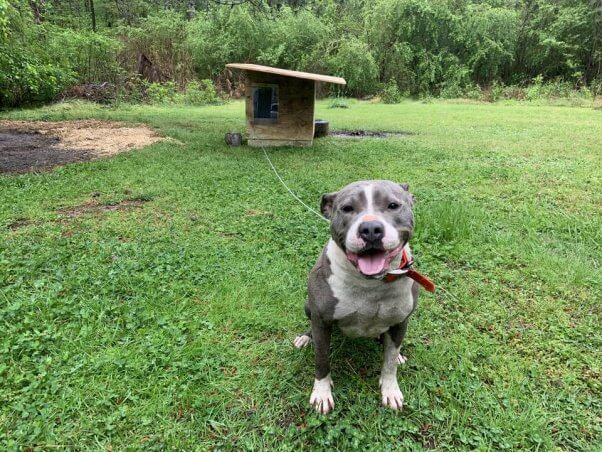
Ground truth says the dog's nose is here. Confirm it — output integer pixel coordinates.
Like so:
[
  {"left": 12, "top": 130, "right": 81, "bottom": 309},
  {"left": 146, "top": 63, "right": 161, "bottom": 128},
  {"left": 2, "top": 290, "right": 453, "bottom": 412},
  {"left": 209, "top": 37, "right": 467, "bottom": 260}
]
[{"left": 358, "top": 220, "right": 384, "bottom": 243}]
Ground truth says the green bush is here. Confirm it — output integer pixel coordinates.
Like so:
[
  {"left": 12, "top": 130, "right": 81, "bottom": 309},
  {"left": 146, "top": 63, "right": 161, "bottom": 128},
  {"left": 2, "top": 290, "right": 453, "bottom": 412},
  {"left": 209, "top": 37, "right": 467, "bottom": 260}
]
[
  {"left": 0, "top": 26, "right": 76, "bottom": 106},
  {"left": 146, "top": 81, "right": 179, "bottom": 104},
  {"left": 325, "top": 38, "right": 379, "bottom": 97},
  {"left": 526, "top": 75, "right": 545, "bottom": 101},
  {"left": 0, "top": 3, "right": 121, "bottom": 107},
  {"left": 488, "top": 81, "right": 505, "bottom": 102},
  {"left": 463, "top": 84, "right": 483, "bottom": 100},
  {"left": 144, "top": 80, "right": 220, "bottom": 105},
  {"left": 381, "top": 79, "right": 403, "bottom": 104},
  {"left": 439, "top": 83, "right": 465, "bottom": 99},
  {"left": 47, "top": 27, "right": 122, "bottom": 84},
  {"left": 120, "top": 12, "right": 194, "bottom": 86},
  {"left": 367, "top": 0, "right": 460, "bottom": 96},
  {"left": 1, "top": 0, "right": 599, "bottom": 106},
  {"left": 0, "top": 51, "right": 75, "bottom": 106},
  {"left": 184, "top": 80, "right": 220, "bottom": 105},
  {"left": 187, "top": 6, "right": 332, "bottom": 80},
  {"left": 327, "top": 97, "right": 350, "bottom": 109},
  {"left": 458, "top": 3, "right": 518, "bottom": 84},
  {"left": 590, "top": 77, "right": 602, "bottom": 97}
]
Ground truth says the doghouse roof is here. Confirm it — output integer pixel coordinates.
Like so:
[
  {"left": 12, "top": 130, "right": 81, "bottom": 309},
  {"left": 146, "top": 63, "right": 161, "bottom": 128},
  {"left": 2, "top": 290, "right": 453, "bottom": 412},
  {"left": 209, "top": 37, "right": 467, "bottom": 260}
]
[{"left": 226, "top": 64, "right": 346, "bottom": 85}]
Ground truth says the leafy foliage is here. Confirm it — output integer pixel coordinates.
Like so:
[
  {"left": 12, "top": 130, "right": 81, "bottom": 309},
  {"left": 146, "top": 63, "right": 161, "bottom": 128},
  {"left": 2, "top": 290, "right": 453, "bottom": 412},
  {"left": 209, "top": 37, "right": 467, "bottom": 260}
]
[
  {"left": 184, "top": 79, "right": 219, "bottom": 105},
  {"left": 0, "top": 0, "right": 600, "bottom": 106},
  {"left": 0, "top": 3, "right": 121, "bottom": 106},
  {"left": 144, "top": 79, "right": 220, "bottom": 105},
  {"left": 381, "top": 79, "right": 403, "bottom": 104},
  {"left": 325, "top": 38, "right": 379, "bottom": 97}
]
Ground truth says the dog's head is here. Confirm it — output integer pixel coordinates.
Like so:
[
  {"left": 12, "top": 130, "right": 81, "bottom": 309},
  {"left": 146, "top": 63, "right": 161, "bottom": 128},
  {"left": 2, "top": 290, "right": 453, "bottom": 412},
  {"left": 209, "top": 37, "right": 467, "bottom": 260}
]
[{"left": 321, "top": 180, "right": 414, "bottom": 277}]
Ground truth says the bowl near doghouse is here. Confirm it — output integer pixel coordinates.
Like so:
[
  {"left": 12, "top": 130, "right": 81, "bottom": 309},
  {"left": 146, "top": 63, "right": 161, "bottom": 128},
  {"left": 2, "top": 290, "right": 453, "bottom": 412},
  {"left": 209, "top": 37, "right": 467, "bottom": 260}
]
[
  {"left": 225, "top": 132, "right": 242, "bottom": 146},
  {"left": 314, "top": 119, "right": 329, "bottom": 138}
]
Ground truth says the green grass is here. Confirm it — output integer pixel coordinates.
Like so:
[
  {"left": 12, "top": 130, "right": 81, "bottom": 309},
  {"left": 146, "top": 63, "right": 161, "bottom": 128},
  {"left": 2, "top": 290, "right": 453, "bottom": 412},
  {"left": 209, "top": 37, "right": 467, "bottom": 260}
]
[{"left": 1, "top": 99, "right": 601, "bottom": 450}]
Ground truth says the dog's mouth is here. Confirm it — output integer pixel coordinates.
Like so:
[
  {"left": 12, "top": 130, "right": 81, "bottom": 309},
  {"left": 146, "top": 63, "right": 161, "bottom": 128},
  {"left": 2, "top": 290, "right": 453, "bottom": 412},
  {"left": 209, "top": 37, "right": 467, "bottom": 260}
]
[{"left": 346, "top": 244, "right": 403, "bottom": 276}]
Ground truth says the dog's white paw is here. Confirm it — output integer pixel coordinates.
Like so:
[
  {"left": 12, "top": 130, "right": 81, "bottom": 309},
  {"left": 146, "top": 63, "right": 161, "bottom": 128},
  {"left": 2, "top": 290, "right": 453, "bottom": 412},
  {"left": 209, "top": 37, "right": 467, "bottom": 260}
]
[
  {"left": 294, "top": 334, "right": 311, "bottom": 349},
  {"left": 396, "top": 354, "right": 407, "bottom": 365},
  {"left": 380, "top": 376, "right": 404, "bottom": 410},
  {"left": 309, "top": 374, "right": 334, "bottom": 414}
]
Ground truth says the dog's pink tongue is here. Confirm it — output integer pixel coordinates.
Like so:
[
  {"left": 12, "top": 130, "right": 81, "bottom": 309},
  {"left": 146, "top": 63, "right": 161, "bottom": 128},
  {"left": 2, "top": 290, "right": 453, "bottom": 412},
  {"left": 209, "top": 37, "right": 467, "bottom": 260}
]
[{"left": 357, "top": 252, "right": 387, "bottom": 275}]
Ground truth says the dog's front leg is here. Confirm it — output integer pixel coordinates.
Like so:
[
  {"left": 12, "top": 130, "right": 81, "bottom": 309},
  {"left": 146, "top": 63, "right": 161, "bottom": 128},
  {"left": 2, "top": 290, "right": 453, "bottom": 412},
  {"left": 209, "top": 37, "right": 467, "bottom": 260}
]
[
  {"left": 379, "top": 322, "right": 407, "bottom": 410},
  {"left": 309, "top": 317, "right": 334, "bottom": 414}
]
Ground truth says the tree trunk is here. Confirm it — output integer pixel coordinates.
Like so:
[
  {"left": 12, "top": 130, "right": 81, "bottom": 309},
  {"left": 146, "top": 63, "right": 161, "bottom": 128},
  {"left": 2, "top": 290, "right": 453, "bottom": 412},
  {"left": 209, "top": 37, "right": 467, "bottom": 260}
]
[
  {"left": 29, "top": 0, "right": 45, "bottom": 24},
  {"left": 89, "top": 0, "right": 96, "bottom": 32}
]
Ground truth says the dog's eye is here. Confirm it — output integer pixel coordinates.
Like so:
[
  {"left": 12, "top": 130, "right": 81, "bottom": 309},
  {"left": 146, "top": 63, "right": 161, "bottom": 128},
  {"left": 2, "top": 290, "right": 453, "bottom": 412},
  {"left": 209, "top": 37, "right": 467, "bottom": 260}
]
[
  {"left": 388, "top": 202, "right": 400, "bottom": 210},
  {"left": 341, "top": 205, "right": 354, "bottom": 213}
]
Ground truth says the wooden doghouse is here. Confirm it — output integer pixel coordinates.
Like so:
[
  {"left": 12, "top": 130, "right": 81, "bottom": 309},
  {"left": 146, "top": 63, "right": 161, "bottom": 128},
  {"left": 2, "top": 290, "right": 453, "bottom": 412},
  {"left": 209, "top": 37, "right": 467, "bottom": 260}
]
[{"left": 226, "top": 64, "right": 346, "bottom": 147}]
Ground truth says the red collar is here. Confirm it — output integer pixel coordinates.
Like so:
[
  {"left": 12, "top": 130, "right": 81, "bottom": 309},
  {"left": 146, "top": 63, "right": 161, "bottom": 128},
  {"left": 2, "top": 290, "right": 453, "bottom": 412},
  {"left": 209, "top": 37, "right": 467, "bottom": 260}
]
[{"left": 383, "top": 248, "right": 436, "bottom": 292}]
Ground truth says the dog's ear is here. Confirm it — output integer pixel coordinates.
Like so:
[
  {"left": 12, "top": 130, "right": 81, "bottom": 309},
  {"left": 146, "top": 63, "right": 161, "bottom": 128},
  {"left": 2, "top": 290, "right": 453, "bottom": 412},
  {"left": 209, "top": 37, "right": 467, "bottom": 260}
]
[
  {"left": 320, "top": 192, "right": 338, "bottom": 219},
  {"left": 399, "top": 182, "right": 415, "bottom": 205}
]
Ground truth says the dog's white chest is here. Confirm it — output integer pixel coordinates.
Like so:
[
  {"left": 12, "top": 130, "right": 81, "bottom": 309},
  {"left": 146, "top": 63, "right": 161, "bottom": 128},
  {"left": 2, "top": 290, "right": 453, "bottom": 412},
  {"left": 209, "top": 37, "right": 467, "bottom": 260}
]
[
  {"left": 330, "top": 276, "right": 413, "bottom": 337},
  {"left": 326, "top": 242, "right": 414, "bottom": 338}
]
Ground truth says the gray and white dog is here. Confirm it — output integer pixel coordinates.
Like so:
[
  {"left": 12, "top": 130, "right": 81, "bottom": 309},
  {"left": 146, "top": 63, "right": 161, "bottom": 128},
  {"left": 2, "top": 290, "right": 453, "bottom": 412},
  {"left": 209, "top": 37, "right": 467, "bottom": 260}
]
[{"left": 294, "top": 180, "right": 419, "bottom": 414}]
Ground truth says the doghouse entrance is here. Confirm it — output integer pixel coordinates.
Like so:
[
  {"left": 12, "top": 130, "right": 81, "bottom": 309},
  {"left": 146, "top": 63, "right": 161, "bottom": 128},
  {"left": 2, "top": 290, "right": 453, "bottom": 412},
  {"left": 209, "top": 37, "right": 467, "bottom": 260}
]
[{"left": 252, "top": 84, "right": 278, "bottom": 122}]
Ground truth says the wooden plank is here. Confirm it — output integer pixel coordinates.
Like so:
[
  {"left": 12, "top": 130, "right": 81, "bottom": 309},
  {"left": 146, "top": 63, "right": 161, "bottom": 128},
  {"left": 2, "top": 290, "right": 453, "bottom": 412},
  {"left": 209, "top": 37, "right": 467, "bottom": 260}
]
[
  {"left": 248, "top": 139, "right": 312, "bottom": 147},
  {"left": 227, "top": 63, "right": 346, "bottom": 85}
]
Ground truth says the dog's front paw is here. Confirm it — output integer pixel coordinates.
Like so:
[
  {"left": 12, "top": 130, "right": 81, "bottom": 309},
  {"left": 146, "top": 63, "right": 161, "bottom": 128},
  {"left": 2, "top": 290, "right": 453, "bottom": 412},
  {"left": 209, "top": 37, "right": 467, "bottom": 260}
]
[
  {"left": 309, "top": 374, "right": 334, "bottom": 414},
  {"left": 293, "top": 334, "right": 312, "bottom": 349},
  {"left": 379, "top": 376, "right": 404, "bottom": 410}
]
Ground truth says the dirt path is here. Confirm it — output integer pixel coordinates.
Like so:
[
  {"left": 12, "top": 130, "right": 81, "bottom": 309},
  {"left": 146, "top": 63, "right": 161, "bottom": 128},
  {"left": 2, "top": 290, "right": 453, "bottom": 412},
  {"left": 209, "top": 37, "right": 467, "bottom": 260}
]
[{"left": 0, "top": 120, "right": 164, "bottom": 173}]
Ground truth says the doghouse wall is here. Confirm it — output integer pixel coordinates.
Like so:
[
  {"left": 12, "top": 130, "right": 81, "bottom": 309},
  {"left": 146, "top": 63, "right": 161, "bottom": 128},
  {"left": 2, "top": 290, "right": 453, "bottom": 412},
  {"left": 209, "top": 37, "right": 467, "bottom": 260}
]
[{"left": 245, "top": 72, "right": 315, "bottom": 146}]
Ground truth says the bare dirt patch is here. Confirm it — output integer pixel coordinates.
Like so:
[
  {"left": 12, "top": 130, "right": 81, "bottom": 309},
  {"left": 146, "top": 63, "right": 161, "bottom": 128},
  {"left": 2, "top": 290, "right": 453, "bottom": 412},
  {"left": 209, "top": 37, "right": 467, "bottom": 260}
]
[
  {"left": 5, "top": 197, "right": 149, "bottom": 230},
  {"left": 57, "top": 199, "right": 147, "bottom": 218},
  {"left": 7, "top": 218, "right": 36, "bottom": 230},
  {"left": 244, "top": 208, "right": 273, "bottom": 217},
  {"left": 0, "top": 120, "right": 164, "bottom": 174},
  {"left": 330, "top": 130, "right": 413, "bottom": 139}
]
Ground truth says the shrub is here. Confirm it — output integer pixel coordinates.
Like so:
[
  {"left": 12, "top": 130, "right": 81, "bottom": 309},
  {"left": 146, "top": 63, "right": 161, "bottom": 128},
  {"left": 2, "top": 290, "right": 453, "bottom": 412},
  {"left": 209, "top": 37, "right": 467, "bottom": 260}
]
[
  {"left": 501, "top": 85, "right": 527, "bottom": 101},
  {"left": 146, "top": 81, "right": 179, "bottom": 104},
  {"left": 328, "top": 97, "right": 350, "bottom": 109},
  {"left": 438, "top": 62, "right": 472, "bottom": 98},
  {"left": 0, "top": 2, "right": 121, "bottom": 107},
  {"left": 526, "top": 75, "right": 545, "bottom": 100},
  {"left": 488, "top": 81, "right": 505, "bottom": 102},
  {"left": 458, "top": 4, "right": 518, "bottom": 84},
  {"left": 0, "top": 39, "right": 75, "bottom": 107},
  {"left": 439, "top": 83, "right": 464, "bottom": 99},
  {"left": 381, "top": 79, "right": 403, "bottom": 104},
  {"left": 539, "top": 80, "right": 579, "bottom": 99},
  {"left": 120, "top": 12, "right": 194, "bottom": 86},
  {"left": 184, "top": 80, "right": 220, "bottom": 105},
  {"left": 187, "top": 6, "right": 332, "bottom": 83},
  {"left": 47, "top": 27, "right": 122, "bottom": 84},
  {"left": 142, "top": 80, "right": 220, "bottom": 105},
  {"left": 591, "top": 77, "right": 602, "bottom": 97},
  {"left": 115, "top": 75, "right": 147, "bottom": 104},
  {"left": 325, "top": 38, "right": 379, "bottom": 97},
  {"left": 366, "top": 0, "right": 460, "bottom": 96},
  {"left": 0, "top": 6, "right": 74, "bottom": 106},
  {"left": 463, "top": 84, "right": 482, "bottom": 100}
]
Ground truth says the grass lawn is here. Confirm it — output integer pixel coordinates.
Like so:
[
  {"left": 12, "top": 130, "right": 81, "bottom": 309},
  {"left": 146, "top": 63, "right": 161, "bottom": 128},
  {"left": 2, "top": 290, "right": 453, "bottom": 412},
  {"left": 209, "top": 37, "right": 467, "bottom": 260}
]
[{"left": 1, "top": 99, "right": 600, "bottom": 449}]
